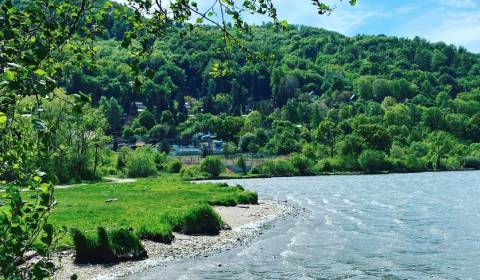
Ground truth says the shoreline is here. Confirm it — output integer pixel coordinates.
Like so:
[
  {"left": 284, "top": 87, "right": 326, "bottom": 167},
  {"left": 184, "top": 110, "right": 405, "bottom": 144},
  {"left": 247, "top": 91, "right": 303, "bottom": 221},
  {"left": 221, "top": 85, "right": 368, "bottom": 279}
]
[
  {"left": 54, "top": 200, "right": 299, "bottom": 280},
  {"left": 191, "top": 169, "right": 480, "bottom": 182}
]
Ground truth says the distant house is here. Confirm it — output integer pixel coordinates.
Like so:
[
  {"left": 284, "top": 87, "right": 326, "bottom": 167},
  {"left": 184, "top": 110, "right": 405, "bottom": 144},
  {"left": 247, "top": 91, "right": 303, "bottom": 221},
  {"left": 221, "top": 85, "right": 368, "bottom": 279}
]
[
  {"left": 131, "top": 101, "right": 146, "bottom": 115},
  {"left": 130, "top": 141, "right": 146, "bottom": 149},
  {"left": 199, "top": 133, "right": 224, "bottom": 155}
]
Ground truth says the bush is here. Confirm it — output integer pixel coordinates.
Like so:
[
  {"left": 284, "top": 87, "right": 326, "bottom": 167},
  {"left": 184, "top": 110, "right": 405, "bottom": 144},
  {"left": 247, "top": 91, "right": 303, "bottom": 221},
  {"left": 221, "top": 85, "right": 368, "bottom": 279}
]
[
  {"left": 290, "top": 154, "right": 314, "bottom": 175},
  {"left": 464, "top": 156, "right": 480, "bottom": 169},
  {"left": 174, "top": 205, "right": 222, "bottom": 235},
  {"left": 125, "top": 147, "right": 157, "bottom": 177},
  {"left": 358, "top": 150, "right": 387, "bottom": 173},
  {"left": 71, "top": 227, "right": 147, "bottom": 264},
  {"left": 236, "top": 157, "right": 248, "bottom": 174},
  {"left": 180, "top": 165, "right": 203, "bottom": 180},
  {"left": 316, "top": 158, "right": 333, "bottom": 173},
  {"left": 200, "top": 156, "right": 225, "bottom": 177},
  {"left": 122, "top": 127, "right": 135, "bottom": 140},
  {"left": 153, "top": 151, "right": 168, "bottom": 171},
  {"left": 168, "top": 158, "right": 183, "bottom": 173},
  {"left": 257, "top": 159, "right": 295, "bottom": 177},
  {"left": 117, "top": 146, "right": 131, "bottom": 172}
]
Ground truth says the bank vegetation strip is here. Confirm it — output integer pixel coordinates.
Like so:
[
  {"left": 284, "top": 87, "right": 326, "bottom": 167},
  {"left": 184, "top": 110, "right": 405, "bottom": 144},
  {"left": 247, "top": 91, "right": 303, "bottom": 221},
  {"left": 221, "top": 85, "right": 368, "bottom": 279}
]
[{"left": 47, "top": 175, "right": 258, "bottom": 263}]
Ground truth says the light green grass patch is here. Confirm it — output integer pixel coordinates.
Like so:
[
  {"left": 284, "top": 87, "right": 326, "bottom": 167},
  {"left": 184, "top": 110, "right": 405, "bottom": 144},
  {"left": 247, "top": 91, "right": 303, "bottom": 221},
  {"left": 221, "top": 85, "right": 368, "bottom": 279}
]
[{"left": 50, "top": 174, "right": 257, "bottom": 248}]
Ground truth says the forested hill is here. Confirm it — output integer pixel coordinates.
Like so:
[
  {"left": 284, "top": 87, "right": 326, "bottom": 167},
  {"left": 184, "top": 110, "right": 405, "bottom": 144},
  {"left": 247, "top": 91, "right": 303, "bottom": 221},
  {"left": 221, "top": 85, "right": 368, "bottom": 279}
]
[
  {"left": 61, "top": 24, "right": 480, "bottom": 173},
  {"left": 65, "top": 24, "right": 480, "bottom": 116}
]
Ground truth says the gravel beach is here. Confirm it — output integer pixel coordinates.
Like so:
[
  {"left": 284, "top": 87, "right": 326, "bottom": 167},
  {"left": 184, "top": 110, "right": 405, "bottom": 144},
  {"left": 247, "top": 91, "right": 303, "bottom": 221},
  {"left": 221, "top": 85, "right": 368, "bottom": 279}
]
[{"left": 54, "top": 200, "right": 298, "bottom": 280}]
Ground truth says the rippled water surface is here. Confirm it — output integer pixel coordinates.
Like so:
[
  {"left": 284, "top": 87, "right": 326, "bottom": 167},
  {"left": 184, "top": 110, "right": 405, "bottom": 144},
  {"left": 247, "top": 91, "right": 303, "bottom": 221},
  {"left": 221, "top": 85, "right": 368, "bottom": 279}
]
[{"left": 135, "top": 171, "right": 480, "bottom": 279}]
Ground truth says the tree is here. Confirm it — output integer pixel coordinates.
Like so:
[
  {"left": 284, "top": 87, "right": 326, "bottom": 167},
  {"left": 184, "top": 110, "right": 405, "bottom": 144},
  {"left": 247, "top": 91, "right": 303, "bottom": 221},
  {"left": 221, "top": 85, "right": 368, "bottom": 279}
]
[
  {"left": 354, "top": 124, "right": 392, "bottom": 152},
  {"left": 427, "top": 131, "right": 456, "bottom": 170},
  {"left": 200, "top": 156, "right": 225, "bottom": 178},
  {"left": 236, "top": 157, "right": 248, "bottom": 175},
  {"left": 359, "top": 150, "right": 387, "bottom": 173},
  {"left": 315, "top": 119, "right": 341, "bottom": 157},
  {"left": 99, "top": 96, "right": 124, "bottom": 133},
  {"left": 138, "top": 111, "right": 156, "bottom": 130}
]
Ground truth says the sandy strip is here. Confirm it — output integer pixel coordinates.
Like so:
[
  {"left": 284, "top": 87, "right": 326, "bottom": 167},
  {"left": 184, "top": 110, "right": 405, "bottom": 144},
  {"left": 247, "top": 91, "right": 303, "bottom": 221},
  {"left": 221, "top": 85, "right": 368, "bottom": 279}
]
[{"left": 54, "top": 200, "right": 298, "bottom": 280}]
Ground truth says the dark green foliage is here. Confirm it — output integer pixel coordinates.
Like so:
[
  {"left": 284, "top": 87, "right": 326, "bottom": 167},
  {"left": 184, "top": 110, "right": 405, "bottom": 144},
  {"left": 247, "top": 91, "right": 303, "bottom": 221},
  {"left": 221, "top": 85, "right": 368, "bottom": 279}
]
[
  {"left": 200, "top": 156, "right": 225, "bottom": 177},
  {"left": 236, "top": 157, "right": 248, "bottom": 174},
  {"left": 464, "top": 156, "right": 480, "bottom": 169},
  {"left": 71, "top": 228, "right": 147, "bottom": 264},
  {"left": 168, "top": 159, "right": 183, "bottom": 173},
  {"left": 290, "top": 154, "right": 315, "bottom": 175},
  {"left": 256, "top": 159, "right": 296, "bottom": 177},
  {"left": 358, "top": 150, "right": 388, "bottom": 173}
]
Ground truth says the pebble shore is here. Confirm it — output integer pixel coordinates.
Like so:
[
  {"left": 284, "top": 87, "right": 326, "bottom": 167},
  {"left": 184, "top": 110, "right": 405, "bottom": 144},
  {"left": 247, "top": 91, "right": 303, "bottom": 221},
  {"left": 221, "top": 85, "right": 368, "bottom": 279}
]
[{"left": 54, "top": 200, "right": 299, "bottom": 280}]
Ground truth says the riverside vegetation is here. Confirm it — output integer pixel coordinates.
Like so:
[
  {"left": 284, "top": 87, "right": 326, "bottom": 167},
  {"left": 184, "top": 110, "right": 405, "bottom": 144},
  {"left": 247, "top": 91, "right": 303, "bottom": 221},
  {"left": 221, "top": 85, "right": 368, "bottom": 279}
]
[{"left": 49, "top": 175, "right": 257, "bottom": 264}]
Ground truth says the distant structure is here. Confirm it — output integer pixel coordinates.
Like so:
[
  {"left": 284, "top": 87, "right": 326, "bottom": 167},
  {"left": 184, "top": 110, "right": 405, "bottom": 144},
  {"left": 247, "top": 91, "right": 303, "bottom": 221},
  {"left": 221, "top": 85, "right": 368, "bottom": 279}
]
[
  {"left": 199, "top": 133, "right": 224, "bottom": 155},
  {"left": 170, "top": 132, "right": 224, "bottom": 156},
  {"left": 131, "top": 101, "right": 146, "bottom": 115}
]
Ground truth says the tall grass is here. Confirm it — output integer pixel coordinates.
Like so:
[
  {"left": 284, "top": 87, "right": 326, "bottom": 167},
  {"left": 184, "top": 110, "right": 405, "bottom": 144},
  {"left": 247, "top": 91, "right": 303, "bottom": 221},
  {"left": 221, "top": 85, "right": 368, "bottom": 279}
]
[
  {"left": 71, "top": 227, "right": 147, "bottom": 264},
  {"left": 49, "top": 175, "right": 258, "bottom": 263}
]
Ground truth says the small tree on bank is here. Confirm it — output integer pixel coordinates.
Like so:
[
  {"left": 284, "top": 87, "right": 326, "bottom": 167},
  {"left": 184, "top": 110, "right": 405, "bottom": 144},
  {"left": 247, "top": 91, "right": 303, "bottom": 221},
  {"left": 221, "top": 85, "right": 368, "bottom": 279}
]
[{"left": 201, "top": 156, "right": 225, "bottom": 178}]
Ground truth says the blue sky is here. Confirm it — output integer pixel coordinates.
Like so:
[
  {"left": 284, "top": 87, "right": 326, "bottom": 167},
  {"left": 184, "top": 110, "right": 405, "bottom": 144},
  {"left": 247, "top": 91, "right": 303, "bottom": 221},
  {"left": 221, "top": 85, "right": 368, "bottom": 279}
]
[
  {"left": 249, "top": 0, "right": 480, "bottom": 53},
  {"left": 122, "top": 0, "right": 480, "bottom": 53}
]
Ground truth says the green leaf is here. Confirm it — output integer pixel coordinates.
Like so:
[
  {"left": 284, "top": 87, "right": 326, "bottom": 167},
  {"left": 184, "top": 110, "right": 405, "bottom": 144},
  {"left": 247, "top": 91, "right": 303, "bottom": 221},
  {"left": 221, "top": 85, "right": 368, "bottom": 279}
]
[
  {"left": 34, "top": 69, "right": 48, "bottom": 76},
  {"left": 0, "top": 112, "right": 6, "bottom": 125},
  {"left": 2, "top": 70, "right": 15, "bottom": 81}
]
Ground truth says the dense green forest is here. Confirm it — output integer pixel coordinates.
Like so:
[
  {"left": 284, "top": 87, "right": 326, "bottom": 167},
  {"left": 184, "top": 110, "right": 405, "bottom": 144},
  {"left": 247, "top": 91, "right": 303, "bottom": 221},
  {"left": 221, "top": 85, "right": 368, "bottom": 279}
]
[
  {"left": 53, "top": 23, "right": 480, "bottom": 178},
  {"left": 2, "top": 0, "right": 480, "bottom": 276}
]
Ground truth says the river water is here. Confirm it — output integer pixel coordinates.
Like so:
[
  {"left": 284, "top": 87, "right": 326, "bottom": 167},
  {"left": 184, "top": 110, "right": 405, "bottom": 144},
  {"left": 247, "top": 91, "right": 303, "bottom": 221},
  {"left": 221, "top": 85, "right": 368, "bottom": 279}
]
[{"left": 134, "top": 171, "right": 480, "bottom": 279}]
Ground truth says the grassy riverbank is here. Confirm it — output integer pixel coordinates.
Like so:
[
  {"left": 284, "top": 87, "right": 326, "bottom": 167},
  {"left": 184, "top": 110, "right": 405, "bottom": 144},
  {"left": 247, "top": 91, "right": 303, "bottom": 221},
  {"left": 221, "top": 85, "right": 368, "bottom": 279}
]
[{"left": 49, "top": 174, "right": 257, "bottom": 262}]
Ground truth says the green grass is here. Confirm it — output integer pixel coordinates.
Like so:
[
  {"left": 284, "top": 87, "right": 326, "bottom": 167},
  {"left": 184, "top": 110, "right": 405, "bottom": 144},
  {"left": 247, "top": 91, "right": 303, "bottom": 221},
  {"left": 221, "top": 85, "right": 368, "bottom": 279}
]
[{"left": 50, "top": 174, "right": 257, "bottom": 251}]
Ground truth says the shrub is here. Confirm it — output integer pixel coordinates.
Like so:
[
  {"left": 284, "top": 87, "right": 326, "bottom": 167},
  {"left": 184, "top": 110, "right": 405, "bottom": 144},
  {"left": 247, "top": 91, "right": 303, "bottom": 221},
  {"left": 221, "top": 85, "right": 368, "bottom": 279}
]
[
  {"left": 125, "top": 147, "right": 157, "bottom": 177},
  {"left": 316, "top": 159, "right": 333, "bottom": 173},
  {"left": 153, "top": 151, "right": 168, "bottom": 171},
  {"left": 180, "top": 165, "right": 203, "bottom": 180},
  {"left": 236, "top": 156, "right": 248, "bottom": 174},
  {"left": 71, "top": 227, "right": 147, "bottom": 264},
  {"left": 464, "top": 156, "right": 480, "bottom": 169},
  {"left": 358, "top": 150, "right": 387, "bottom": 173},
  {"left": 117, "top": 146, "right": 131, "bottom": 171},
  {"left": 168, "top": 158, "right": 183, "bottom": 173},
  {"left": 200, "top": 156, "right": 225, "bottom": 177},
  {"left": 257, "top": 159, "right": 295, "bottom": 177},
  {"left": 290, "top": 154, "right": 314, "bottom": 175},
  {"left": 174, "top": 205, "right": 222, "bottom": 235},
  {"left": 122, "top": 127, "right": 135, "bottom": 140}
]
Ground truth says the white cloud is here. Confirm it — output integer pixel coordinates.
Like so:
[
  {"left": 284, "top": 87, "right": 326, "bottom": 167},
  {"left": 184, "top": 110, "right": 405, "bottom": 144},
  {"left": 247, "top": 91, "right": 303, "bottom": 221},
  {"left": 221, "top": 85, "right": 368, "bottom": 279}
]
[
  {"left": 425, "top": 12, "right": 480, "bottom": 50},
  {"left": 438, "top": 0, "right": 477, "bottom": 8},
  {"left": 263, "top": 0, "right": 388, "bottom": 34}
]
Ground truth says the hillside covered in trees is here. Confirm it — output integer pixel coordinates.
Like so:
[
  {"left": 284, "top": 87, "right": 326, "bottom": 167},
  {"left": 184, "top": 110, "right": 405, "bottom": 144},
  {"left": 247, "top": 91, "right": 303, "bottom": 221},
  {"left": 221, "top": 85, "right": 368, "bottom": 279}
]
[{"left": 60, "top": 23, "right": 480, "bottom": 174}]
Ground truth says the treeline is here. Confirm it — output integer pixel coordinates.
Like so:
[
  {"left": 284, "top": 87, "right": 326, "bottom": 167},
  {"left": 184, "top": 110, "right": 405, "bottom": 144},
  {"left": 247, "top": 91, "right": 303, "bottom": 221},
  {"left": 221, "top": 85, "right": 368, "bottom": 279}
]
[{"left": 22, "top": 24, "right": 480, "bottom": 180}]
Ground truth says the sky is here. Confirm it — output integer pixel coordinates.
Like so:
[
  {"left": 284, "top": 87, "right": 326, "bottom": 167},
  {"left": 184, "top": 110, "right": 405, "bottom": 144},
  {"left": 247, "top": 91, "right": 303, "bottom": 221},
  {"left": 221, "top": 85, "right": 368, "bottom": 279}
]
[
  {"left": 244, "top": 0, "right": 480, "bottom": 53},
  {"left": 119, "top": 0, "right": 480, "bottom": 53}
]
